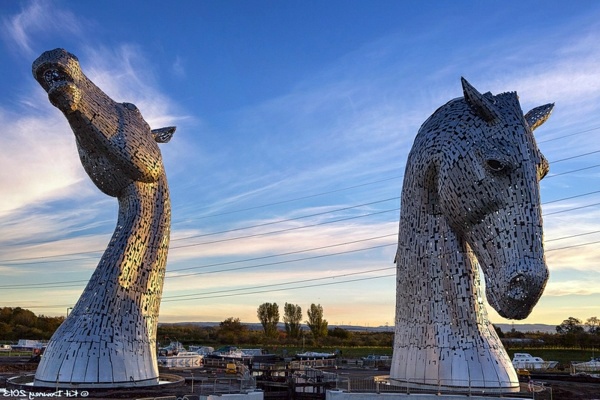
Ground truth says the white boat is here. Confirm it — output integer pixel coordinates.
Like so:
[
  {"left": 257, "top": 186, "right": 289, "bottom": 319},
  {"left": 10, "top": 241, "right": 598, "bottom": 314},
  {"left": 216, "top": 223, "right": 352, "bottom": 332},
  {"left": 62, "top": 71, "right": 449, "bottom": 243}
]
[
  {"left": 295, "top": 351, "right": 336, "bottom": 359},
  {"left": 512, "top": 353, "right": 558, "bottom": 371},
  {"left": 571, "top": 357, "right": 600, "bottom": 374},
  {"left": 158, "top": 351, "right": 203, "bottom": 368},
  {"left": 210, "top": 346, "right": 249, "bottom": 359},
  {"left": 189, "top": 345, "right": 214, "bottom": 355},
  {"left": 158, "top": 341, "right": 186, "bottom": 356},
  {"left": 362, "top": 354, "right": 391, "bottom": 361},
  {"left": 157, "top": 342, "right": 203, "bottom": 368}
]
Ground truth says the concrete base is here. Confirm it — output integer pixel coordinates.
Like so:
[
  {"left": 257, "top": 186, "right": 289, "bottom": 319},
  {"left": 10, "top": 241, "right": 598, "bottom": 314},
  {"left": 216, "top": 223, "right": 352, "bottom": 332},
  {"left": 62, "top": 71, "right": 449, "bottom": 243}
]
[
  {"left": 200, "top": 391, "right": 264, "bottom": 400},
  {"left": 327, "top": 390, "right": 525, "bottom": 400}
]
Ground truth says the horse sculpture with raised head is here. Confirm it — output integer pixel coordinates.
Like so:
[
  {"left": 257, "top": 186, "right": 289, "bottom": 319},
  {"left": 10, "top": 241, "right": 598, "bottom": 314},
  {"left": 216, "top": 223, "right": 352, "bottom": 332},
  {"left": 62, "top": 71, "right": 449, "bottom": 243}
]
[
  {"left": 391, "top": 78, "right": 553, "bottom": 391},
  {"left": 32, "top": 49, "right": 175, "bottom": 388}
]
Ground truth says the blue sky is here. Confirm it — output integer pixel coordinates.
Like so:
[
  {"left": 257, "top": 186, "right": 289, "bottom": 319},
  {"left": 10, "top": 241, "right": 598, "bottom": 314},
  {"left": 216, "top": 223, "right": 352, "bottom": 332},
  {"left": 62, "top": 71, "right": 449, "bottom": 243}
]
[{"left": 1, "top": 0, "right": 600, "bottom": 328}]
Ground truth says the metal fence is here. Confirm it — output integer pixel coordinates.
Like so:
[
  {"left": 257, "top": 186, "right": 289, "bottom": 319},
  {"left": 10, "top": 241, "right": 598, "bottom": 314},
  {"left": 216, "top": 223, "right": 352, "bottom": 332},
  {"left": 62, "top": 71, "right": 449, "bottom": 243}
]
[
  {"left": 334, "top": 376, "right": 552, "bottom": 398},
  {"left": 188, "top": 363, "right": 256, "bottom": 395}
]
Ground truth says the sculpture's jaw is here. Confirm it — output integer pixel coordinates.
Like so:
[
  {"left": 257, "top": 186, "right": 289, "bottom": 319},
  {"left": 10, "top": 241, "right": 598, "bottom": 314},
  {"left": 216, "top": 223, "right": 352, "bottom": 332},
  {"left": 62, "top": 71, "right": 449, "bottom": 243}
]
[
  {"left": 485, "top": 258, "right": 548, "bottom": 320},
  {"left": 47, "top": 80, "right": 81, "bottom": 114}
]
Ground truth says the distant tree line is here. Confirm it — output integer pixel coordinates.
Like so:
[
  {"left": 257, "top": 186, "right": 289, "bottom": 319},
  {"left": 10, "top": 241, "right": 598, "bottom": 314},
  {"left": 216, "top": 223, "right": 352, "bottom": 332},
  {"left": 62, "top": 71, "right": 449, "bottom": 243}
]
[
  {"left": 3, "top": 306, "right": 599, "bottom": 351},
  {"left": 159, "top": 302, "right": 391, "bottom": 348},
  {"left": 498, "top": 316, "right": 600, "bottom": 349},
  {"left": 0, "top": 307, "right": 64, "bottom": 340}
]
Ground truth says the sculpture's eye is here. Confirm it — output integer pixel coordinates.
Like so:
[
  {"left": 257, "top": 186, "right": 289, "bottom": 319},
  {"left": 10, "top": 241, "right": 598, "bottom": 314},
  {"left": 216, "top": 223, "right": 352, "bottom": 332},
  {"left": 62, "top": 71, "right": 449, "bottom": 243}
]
[
  {"left": 123, "top": 102, "right": 139, "bottom": 112},
  {"left": 43, "top": 69, "right": 67, "bottom": 85},
  {"left": 486, "top": 159, "right": 508, "bottom": 173}
]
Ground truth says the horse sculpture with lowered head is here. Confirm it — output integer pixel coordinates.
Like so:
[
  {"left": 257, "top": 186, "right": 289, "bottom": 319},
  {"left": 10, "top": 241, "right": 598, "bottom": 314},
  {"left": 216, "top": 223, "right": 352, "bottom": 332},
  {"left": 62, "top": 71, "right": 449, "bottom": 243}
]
[{"left": 391, "top": 78, "right": 553, "bottom": 391}]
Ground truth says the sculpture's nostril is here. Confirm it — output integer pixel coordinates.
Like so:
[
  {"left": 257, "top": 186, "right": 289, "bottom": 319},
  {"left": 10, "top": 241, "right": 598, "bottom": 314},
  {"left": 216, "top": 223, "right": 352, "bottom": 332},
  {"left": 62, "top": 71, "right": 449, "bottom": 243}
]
[{"left": 507, "top": 274, "right": 528, "bottom": 301}]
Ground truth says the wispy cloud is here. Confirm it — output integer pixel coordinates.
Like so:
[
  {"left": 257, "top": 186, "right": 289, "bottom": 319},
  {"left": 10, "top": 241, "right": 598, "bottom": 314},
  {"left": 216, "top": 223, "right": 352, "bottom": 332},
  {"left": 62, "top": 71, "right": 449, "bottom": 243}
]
[
  {"left": 0, "top": 110, "right": 86, "bottom": 216},
  {"left": 545, "top": 279, "right": 600, "bottom": 296},
  {"left": 1, "top": 1, "right": 82, "bottom": 58},
  {"left": 81, "top": 44, "right": 187, "bottom": 130}
]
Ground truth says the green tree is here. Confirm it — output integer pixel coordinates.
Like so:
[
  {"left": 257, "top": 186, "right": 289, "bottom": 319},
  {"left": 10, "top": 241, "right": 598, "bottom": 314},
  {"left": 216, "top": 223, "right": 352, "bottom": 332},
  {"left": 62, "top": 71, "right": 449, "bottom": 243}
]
[
  {"left": 585, "top": 317, "right": 600, "bottom": 334},
  {"left": 556, "top": 317, "right": 584, "bottom": 334},
  {"left": 218, "top": 317, "right": 248, "bottom": 344},
  {"left": 12, "top": 308, "right": 37, "bottom": 327},
  {"left": 257, "top": 302, "right": 279, "bottom": 338},
  {"left": 492, "top": 324, "right": 505, "bottom": 338},
  {"left": 0, "top": 308, "right": 12, "bottom": 324},
  {"left": 306, "top": 303, "right": 328, "bottom": 340},
  {"left": 329, "top": 327, "right": 351, "bottom": 339},
  {"left": 283, "top": 303, "right": 302, "bottom": 339}
]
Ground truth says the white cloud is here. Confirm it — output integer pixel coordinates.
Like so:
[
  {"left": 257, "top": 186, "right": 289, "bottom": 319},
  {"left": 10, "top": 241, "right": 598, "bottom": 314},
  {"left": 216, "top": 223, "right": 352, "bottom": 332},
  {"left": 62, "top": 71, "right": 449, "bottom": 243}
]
[
  {"left": 544, "top": 279, "right": 600, "bottom": 297},
  {"left": 80, "top": 45, "right": 185, "bottom": 129},
  {"left": 0, "top": 109, "right": 86, "bottom": 216},
  {"left": 1, "top": 1, "right": 82, "bottom": 58}
]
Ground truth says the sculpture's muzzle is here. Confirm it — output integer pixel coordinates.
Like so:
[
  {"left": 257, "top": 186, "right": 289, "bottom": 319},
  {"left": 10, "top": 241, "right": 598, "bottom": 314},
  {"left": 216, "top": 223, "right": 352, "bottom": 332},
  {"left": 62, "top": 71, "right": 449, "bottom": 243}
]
[
  {"left": 32, "top": 48, "right": 82, "bottom": 114},
  {"left": 485, "top": 257, "right": 548, "bottom": 320}
]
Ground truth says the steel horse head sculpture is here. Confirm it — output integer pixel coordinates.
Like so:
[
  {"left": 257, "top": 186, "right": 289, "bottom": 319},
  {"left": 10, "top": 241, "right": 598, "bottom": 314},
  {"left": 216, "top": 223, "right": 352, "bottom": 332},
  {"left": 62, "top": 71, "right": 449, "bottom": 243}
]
[
  {"left": 32, "top": 49, "right": 175, "bottom": 388},
  {"left": 391, "top": 78, "right": 553, "bottom": 391}
]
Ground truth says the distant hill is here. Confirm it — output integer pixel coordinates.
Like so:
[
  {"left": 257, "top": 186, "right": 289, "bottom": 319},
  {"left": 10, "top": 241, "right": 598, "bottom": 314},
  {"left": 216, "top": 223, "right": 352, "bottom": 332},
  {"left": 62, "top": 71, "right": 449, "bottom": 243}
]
[
  {"left": 161, "top": 321, "right": 554, "bottom": 333},
  {"left": 495, "top": 323, "right": 556, "bottom": 334},
  {"left": 160, "top": 321, "right": 394, "bottom": 332}
]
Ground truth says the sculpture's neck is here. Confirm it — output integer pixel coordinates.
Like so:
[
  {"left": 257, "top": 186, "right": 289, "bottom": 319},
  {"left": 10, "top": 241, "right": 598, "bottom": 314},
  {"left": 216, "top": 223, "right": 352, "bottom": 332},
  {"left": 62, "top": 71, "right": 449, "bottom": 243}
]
[
  {"left": 395, "top": 156, "right": 493, "bottom": 342},
  {"left": 397, "top": 209, "right": 486, "bottom": 323},
  {"left": 111, "top": 178, "right": 171, "bottom": 289}
]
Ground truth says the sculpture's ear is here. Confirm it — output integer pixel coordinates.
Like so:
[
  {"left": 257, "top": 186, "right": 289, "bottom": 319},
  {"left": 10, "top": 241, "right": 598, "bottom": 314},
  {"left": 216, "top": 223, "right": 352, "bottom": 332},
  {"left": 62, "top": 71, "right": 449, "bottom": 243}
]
[
  {"left": 461, "top": 77, "right": 501, "bottom": 123},
  {"left": 152, "top": 126, "right": 176, "bottom": 143},
  {"left": 524, "top": 103, "right": 554, "bottom": 132}
]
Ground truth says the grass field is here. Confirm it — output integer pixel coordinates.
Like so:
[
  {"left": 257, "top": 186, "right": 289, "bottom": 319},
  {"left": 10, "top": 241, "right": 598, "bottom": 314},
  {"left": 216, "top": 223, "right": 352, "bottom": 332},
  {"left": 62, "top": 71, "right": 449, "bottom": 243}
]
[
  {"left": 2, "top": 345, "right": 597, "bottom": 370},
  {"left": 265, "top": 346, "right": 598, "bottom": 370}
]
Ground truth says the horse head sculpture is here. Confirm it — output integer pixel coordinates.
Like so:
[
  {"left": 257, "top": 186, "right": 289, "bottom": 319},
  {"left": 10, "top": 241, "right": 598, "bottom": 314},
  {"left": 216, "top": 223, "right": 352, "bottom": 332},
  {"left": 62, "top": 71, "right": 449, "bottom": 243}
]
[
  {"left": 32, "top": 49, "right": 174, "bottom": 388},
  {"left": 391, "top": 78, "right": 553, "bottom": 391}
]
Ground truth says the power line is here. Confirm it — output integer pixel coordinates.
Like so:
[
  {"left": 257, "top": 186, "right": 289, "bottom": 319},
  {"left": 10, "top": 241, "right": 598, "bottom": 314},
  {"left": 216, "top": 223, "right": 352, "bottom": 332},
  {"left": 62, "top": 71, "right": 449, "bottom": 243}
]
[
  {"left": 24, "top": 237, "right": 600, "bottom": 304},
  {"left": 538, "top": 125, "right": 600, "bottom": 143},
  {"left": 163, "top": 266, "right": 395, "bottom": 300},
  {"left": 162, "top": 273, "right": 396, "bottom": 302},
  {"left": 172, "top": 208, "right": 399, "bottom": 249},
  {"left": 0, "top": 238, "right": 396, "bottom": 289},
  {"left": 546, "top": 239, "right": 600, "bottom": 252},
  {"left": 169, "top": 243, "right": 394, "bottom": 279},
  {"left": 3, "top": 183, "right": 600, "bottom": 265},
  {"left": 4, "top": 236, "right": 599, "bottom": 305},
  {"left": 545, "top": 164, "right": 600, "bottom": 178},
  {"left": 1, "top": 138, "right": 599, "bottom": 268},
  {"left": 177, "top": 174, "right": 404, "bottom": 220},
  {"left": 544, "top": 190, "right": 600, "bottom": 204},
  {"left": 551, "top": 149, "right": 600, "bottom": 164},
  {"left": 170, "top": 234, "right": 396, "bottom": 273},
  {"left": 173, "top": 197, "right": 399, "bottom": 242},
  {"left": 545, "top": 230, "right": 600, "bottom": 242},
  {"left": 543, "top": 202, "right": 600, "bottom": 216},
  {"left": 3, "top": 226, "right": 600, "bottom": 291}
]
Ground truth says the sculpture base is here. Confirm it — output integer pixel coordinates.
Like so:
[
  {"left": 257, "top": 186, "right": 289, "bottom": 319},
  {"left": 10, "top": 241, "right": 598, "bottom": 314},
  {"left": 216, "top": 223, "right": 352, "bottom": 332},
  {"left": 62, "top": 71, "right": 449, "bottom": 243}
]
[
  {"left": 8, "top": 373, "right": 184, "bottom": 390},
  {"left": 393, "top": 380, "right": 520, "bottom": 394},
  {"left": 382, "top": 375, "right": 520, "bottom": 395},
  {"left": 33, "top": 376, "right": 160, "bottom": 388}
]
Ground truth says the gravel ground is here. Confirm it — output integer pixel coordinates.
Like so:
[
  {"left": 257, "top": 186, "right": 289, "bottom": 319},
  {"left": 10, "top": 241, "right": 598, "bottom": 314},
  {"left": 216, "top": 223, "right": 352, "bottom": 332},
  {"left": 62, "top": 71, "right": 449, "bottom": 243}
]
[{"left": 1, "top": 357, "right": 599, "bottom": 399}]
